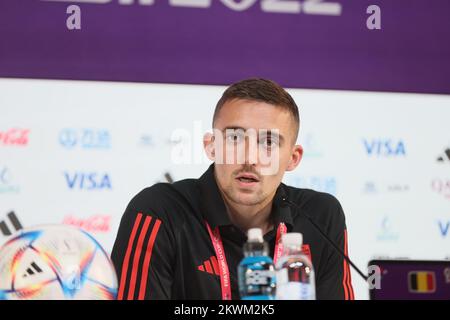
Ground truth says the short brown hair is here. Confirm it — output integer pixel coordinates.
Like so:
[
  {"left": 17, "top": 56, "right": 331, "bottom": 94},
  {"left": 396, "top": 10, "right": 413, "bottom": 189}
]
[{"left": 213, "top": 78, "right": 300, "bottom": 140}]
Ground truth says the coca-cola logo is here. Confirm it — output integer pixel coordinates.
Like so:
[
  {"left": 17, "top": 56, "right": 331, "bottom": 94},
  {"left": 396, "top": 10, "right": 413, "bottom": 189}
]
[
  {"left": 62, "top": 214, "right": 111, "bottom": 233},
  {"left": 0, "top": 128, "right": 30, "bottom": 146}
]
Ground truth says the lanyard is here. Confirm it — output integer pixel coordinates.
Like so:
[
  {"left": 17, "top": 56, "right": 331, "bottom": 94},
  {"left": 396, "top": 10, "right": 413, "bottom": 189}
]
[{"left": 205, "top": 221, "right": 287, "bottom": 300}]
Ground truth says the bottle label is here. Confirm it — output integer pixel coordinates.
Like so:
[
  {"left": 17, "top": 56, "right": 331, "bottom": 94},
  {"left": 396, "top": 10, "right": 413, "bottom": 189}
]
[
  {"left": 276, "top": 269, "right": 289, "bottom": 286},
  {"left": 276, "top": 282, "right": 314, "bottom": 300},
  {"left": 246, "top": 270, "right": 275, "bottom": 286}
]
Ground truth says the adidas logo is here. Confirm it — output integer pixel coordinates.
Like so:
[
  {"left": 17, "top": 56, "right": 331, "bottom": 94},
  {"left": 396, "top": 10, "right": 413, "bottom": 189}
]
[
  {"left": 197, "top": 256, "right": 219, "bottom": 276},
  {"left": 0, "top": 211, "right": 23, "bottom": 236},
  {"left": 437, "top": 148, "right": 450, "bottom": 163},
  {"left": 23, "top": 262, "right": 43, "bottom": 278}
]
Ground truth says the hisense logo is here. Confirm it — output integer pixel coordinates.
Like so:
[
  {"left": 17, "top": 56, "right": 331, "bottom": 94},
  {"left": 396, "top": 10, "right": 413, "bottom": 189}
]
[
  {"left": 0, "top": 167, "right": 20, "bottom": 194},
  {"left": 376, "top": 216, "right": 399, "bottom": 242}
]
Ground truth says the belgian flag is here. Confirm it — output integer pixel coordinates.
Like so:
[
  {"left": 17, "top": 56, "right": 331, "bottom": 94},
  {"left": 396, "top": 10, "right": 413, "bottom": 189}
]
[{"left": 409, "top": 271, "right": 436, "bottom": 293}]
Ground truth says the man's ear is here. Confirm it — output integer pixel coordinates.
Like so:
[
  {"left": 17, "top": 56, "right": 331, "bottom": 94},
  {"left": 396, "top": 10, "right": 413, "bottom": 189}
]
[
  {"left": 286, "top": 144, "right": 303, "bottom": 171},
  {"left": 203, "top": 132, "right": 215, "bottom": 161}
]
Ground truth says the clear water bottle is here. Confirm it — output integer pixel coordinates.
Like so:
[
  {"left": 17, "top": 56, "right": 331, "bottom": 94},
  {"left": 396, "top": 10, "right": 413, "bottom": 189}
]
[
  {"left": 238, "top": 228, "right": 276, "bottom": 300},
  {"left": 275, "top": 232, "right": 316, "bottom": 300}
]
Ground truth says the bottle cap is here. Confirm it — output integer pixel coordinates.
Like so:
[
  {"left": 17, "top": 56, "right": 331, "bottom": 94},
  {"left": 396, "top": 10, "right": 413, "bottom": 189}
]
[
  {"left": 281, "top": 232, "right": 303, "bottom": 247},
  {"left": 247, "top": 228, "right": 263, "bottom": 242}
]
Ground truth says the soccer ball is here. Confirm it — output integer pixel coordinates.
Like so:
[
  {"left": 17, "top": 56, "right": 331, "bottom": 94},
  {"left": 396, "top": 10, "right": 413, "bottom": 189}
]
[{"left": 0, "top": 225, "right": 118, "bottom": 300}]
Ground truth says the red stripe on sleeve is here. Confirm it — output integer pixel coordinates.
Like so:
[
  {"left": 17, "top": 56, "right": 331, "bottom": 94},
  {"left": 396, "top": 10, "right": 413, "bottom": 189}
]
[
  {"left": 138, "top": 219, "right": 162, "bottom": 300},
  {"left": 210, "top": 256, "right": 219, "bottom": 275},
  {"left": 342, "top": 230, "right": 349, "bottom": 300},
  {"left": 348, "top": 265, "right": 355, "bottom": 299},
  {"left": 343, "top": 258, "right": 349, "bottom": 299},
  {"left": 344, "top": 230, "right": 355, "bottom": 300},
  {"left": 127, "top": 215, "right": 152, "bottom": 300},
  {"left": 117, "top": 213, "right": 143, "bottom": 300}
]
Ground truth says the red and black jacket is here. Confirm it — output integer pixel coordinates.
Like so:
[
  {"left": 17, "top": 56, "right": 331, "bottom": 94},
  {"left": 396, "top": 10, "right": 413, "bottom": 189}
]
[{"left": 111, "top": 164, "right": 355, "bottom": 300}]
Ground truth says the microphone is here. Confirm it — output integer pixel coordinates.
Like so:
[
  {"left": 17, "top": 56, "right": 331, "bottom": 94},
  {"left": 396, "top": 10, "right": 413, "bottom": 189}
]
[{"left": 281, "top": 197, "right": 369, "bottom": 282}]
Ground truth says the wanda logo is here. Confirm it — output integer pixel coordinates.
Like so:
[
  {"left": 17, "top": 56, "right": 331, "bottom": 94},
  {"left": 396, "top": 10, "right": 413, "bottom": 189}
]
[
  {"left": 63, "top": 214, "right": 111, "bottom": 233},
  {"left": 0, "top": 128, "right": 30, "bottom": 146}
]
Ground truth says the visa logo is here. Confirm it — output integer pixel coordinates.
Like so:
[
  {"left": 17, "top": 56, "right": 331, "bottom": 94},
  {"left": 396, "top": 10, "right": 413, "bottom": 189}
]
[
  {"left": 64, "top": 172, "right": 112, "bottom": 190},
  {"left": 363, "top": 139, "right": 406, "bottom": 156},
  {"left": 438, "top": 220, "right": 450, "bottom": 238}
]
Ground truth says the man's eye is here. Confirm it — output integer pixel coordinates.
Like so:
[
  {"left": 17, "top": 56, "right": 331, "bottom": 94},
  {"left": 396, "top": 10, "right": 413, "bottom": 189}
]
[
  {"left": 226, "top": 133, "right": 243, "bottom": 143},
  {"left": 260, "top": 138, "right": 278, "bottom": 148}
]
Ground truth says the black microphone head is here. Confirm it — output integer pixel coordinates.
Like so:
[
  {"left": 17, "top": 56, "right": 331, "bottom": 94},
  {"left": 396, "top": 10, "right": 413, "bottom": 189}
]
[
  {"left": 280, "top": 197, "right": 288, "bottom": 205},
  {"left": 274, "top": 185, "right": 290, "bottom": 208}
]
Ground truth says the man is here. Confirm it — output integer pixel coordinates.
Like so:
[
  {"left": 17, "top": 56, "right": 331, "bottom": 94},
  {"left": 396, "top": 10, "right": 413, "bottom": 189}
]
[{"left": 111, "top": 78, "right": 354, "bottom": 300}]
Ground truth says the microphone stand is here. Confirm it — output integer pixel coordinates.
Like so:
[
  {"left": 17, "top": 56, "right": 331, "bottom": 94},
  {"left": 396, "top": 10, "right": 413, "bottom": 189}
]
[{"left": 282, "top": 197, "right": 368, "bottom": 282}]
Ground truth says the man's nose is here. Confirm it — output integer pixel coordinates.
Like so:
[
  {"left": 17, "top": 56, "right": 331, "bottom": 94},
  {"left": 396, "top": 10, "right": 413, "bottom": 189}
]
[{"left": 243, "top": 136, "right": 258, "bottom": 165}]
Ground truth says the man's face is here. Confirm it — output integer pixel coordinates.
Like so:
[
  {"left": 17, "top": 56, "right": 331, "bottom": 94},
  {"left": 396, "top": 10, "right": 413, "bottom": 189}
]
[{"left": 204, "top": 98, "right": 303, "bottom": 207}]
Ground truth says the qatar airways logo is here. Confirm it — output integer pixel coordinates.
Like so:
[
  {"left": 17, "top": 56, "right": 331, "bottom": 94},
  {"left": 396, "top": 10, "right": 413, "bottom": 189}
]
[
  {"left": 42, "top": 0, "right": 342, "bottom": 15},
  {"left": 431, "top": 178, "right": 450, "bottom": 200}
]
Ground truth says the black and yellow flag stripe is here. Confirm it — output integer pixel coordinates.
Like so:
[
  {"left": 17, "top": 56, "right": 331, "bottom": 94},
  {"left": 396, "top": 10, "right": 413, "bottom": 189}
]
[{"left": 409, "top": 271, "right": 436, "bottom": 293}]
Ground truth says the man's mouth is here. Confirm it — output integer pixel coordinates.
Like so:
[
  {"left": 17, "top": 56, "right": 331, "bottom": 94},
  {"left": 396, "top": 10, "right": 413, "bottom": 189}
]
[{"left": 235, "top": 173, "right": 260, "bottom": 183}]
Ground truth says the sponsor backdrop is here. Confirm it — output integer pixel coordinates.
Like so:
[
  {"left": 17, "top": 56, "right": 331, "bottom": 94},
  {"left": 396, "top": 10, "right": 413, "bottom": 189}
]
[
  {"left": 1, "top": 78, "right": 449, "bottom": 300},
  {"left": 1, "top": 0, "right": 449, "bottom": 300}
]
